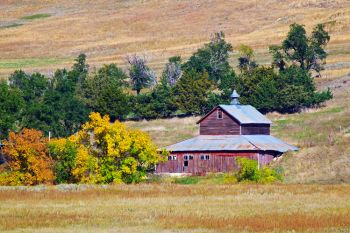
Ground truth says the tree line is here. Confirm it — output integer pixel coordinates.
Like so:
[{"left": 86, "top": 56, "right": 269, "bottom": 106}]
[{"left": 0, "top": 23, "right": 332, "bottom": 139}]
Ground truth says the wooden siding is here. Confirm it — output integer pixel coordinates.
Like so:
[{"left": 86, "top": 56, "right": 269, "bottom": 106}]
[
  {"left": 199, "top": 108, "right": 241, "bottom": 135},
  {"left": 156, "top": 152, "right": 275, "bottom": 174},
  {"left": 241, "top": 124, "right": 270, "bottom": 135}
]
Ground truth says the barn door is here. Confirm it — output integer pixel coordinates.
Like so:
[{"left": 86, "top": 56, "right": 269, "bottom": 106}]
[{"left": 183, "top": 155, "right": 193, "bottom": 173}]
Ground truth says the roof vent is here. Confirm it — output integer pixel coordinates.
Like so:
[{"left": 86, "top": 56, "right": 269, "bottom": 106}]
[{"left": 230, "top": 90, "right": 240, "bottom": 105}]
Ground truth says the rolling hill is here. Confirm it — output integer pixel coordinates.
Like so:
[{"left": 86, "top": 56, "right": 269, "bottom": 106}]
[{"left": 1, "top": 0, "right": 350, "bottom": 79}]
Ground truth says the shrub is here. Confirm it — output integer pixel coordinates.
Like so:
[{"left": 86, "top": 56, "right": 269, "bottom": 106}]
[
  {"left": 223, "top": 173, "right": 238, "bottom": 184},
  {"left": 235, "top": 157, "right": 283, "bottom": 184}
]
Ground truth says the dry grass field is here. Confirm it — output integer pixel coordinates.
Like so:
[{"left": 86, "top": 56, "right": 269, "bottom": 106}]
[
  {"left": 0, "top": 184, "right": 349, "bottom": 233},
  {"left": 1, "top": 0, "right": 350, "bottom": 78}
]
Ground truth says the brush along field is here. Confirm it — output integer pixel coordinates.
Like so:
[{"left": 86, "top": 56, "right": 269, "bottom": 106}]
[
  {"left": 0, "top": 184, "right": 349, "bottom": 233},
  {"left": 1, "top": 0, "right": 350, "bottom": 78}
]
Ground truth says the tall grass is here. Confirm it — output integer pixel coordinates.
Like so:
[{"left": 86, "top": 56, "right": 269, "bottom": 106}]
[{"left": 0, "top": 184, "right": 349, "bottom": 232}]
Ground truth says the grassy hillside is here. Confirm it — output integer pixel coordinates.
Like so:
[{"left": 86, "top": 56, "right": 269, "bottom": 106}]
[
  {"left": 1, "top": 184, "right": 349, "bottom": 232},
  {"left": 126, "top": 77, "right": 350, "bottom": 184},
  {"left": 1, "top": 0, "right": 350, "bottom": 79}
]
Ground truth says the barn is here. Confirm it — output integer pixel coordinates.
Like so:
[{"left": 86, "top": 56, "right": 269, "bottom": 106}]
[{"left": 156, "top": 90, "right": 298, "bottom": 174}]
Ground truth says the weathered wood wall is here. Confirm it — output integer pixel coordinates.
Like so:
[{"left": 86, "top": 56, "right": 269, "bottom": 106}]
[
  {"left": 155, "top": 152, "right": 275, "bottom": 174},
  {"left": 199, "top": 108, "right": 241, "bottom": 135},
  {"left": 241, "top": 124, "right": 270, "bottom": 135}
]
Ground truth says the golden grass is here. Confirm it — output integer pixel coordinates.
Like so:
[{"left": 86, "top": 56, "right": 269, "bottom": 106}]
[
  {"left": 1, "top": 0, "right": 350, "bottom": 78},
  {"left": 0, "top": 184, "right": 349, "bottom": 232}
]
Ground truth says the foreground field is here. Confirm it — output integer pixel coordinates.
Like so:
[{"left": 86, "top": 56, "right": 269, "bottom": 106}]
[{"left": 0, "top": 184, "right": 349, "bottom": 233}]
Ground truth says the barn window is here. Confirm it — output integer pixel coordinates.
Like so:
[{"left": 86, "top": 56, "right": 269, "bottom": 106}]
[
  {"left": 184, "top": 154, "right": 193, "bottom": 160},
  {"left": 168, "top": 155, "right": 177, "bottom": 161},
  {"left": 217, "top": 110, "right": 223, "bottom": 119},
  {"left": 200, "top": 154, "right": 210, "bottom": 160}
]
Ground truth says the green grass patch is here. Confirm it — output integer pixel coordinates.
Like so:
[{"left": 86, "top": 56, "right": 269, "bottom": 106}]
[
  {"left": 21, "top": 13, "right": 51, "bottom": 20},
  {"left": 173, "top": 174, "right": 227, "bottom": 185},
  {"left": 0, "top": 57, "right": 71, "bottom": 70},
  {"left": 0, "top": 23, "right": 23, "bottom": 29},
  {"left": 174, "top": 176, "right": 200, "bottom": 185}
]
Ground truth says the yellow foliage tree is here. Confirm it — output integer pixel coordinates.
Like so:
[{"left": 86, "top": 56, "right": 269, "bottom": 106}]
[
  {"left": 0, "top": 129, "right": 53, "bottom": 185},
  {"left": 51, "top": 112, "right": 166, "bottom": 184}
]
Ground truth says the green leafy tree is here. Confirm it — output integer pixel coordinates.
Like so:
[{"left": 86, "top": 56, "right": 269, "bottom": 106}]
[
  {"left": 9, "top": 70, "right": 48, "bottom": 102},
  {"left": 127, "top": 55, "right": 156, "bottom": 95},
  {"left": 174, "top": 70, "right": 213, "bottom": 115},
  {"left": 49, "top": 138, "right": 78, "bottom": 184},
  {"left": 20, "top": 68, "right": 89, "bottom": 137},
  {"left": 183, "top": 32, "right": 233, "bottom": 83},
  {"left": 0, "top": 82, "right": 24, "bottom": 139},
  {"left": 269, "top": 23, "right": 330, "bottom": 73}
]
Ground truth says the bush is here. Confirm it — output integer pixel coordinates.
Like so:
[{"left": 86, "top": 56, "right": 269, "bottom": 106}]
[
  {"left": 223, "top": 173, "right": 238, "bottom": 184},
  {"left": 235, "top": 157, "right": 283, "bottom": 184}
]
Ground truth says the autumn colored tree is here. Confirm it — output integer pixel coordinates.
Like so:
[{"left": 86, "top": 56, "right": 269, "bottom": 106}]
[
  {"left": 0, "top": 129, "right": 53, "bottom": 185},
  {"left": 74, "top": 112, "right": 165, "bottom": 183},
  {"left": 48, "top": 112, "right": 166, "bottom": 184}
]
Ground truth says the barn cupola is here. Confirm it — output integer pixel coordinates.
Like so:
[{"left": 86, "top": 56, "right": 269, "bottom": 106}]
[{"left": 230, "top": 90, "right": 240, "bottom": 105}]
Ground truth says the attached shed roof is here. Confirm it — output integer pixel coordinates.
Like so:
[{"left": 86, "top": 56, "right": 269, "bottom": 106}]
[
  {"left": 219, "top": 105, "right": 272, "bottom": 124},
  {"left": 164, "top": 135, "right": 298, "bottom": 153}
]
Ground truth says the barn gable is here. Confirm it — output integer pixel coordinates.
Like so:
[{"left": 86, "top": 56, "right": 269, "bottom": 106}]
[{"left": 197, "top": 90, "right": 271, "bottom": 136}]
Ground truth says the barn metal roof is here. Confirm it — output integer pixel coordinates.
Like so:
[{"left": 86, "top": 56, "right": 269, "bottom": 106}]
[
  {"left": 219, "top": 105, "right": 272, "bottom": 124},
  {"left": 164, "top": 135, "right": 298, "bottom": 153}
]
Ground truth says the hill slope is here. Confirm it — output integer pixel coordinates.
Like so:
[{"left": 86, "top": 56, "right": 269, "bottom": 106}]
[{"left": 1, "top": 0, "right": 350, "bottom": 78}]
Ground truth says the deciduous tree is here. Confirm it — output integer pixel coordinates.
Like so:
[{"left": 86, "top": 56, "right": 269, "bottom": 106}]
[
  {"left": 1, "top": 129, "right": 53, "bottom": 185},
  {"left": 127, "top": 55, "right": 156, "bottom": 95}
]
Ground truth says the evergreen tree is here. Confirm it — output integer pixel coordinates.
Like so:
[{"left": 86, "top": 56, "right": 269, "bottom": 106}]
[
  {"left": 174, "top": 70, "right": 213, "bottom": 115},
  {"left": 80, "top": 64, "right": 130, "bottom": 120}
]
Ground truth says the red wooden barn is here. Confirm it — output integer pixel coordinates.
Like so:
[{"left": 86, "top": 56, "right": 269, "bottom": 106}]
[{"left": 156, "top": 90, "right": 298, "bottom": 174}]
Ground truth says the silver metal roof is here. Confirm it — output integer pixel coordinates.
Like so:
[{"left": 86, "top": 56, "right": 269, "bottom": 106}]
[
  {"left": 164, "top": 135, "right": 298, "bottom": 153},
  {"left": 244, "top": 135, "right": 299, "bottom": 152},
  {"left": 219, "top": 105, "right": 272, "bottom": 124}
]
